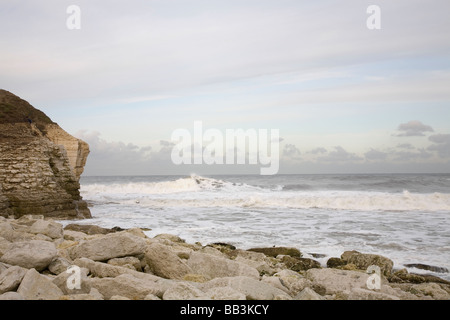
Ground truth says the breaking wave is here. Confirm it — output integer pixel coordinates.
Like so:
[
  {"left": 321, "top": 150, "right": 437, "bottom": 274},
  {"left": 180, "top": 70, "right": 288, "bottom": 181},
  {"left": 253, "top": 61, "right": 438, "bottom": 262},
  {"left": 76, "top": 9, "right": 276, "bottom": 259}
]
[{"left": 80, "top": 175, "right": 450, "bottom": 212}]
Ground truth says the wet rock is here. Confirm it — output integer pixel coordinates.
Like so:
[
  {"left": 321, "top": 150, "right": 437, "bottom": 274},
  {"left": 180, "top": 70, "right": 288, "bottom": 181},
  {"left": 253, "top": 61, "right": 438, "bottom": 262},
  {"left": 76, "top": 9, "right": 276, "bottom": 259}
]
[
  {"left": 281, "top": 256, "right": 322, "bottom": 272},
  {"left": 342, "top": 251, "right": 393, "bottom": 276},
  {"left": 248, "top": 246, "right": 302, "bottom": 258},
  {"left": 327, "top": 257, "right": 346, "bottom": 268},
  {"left": 404, "top": 263, "right": 449, "bottom": 274},
  {"left": 64, "top": 224, "right": 119, "bottom": 235}
]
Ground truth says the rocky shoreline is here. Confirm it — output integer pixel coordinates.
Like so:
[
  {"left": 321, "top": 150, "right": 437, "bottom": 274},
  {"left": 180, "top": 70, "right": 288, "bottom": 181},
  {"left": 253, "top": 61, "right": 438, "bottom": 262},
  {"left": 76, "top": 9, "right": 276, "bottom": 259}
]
[{"left": 1, "top": 215, "right": 449, "bottom": 300}]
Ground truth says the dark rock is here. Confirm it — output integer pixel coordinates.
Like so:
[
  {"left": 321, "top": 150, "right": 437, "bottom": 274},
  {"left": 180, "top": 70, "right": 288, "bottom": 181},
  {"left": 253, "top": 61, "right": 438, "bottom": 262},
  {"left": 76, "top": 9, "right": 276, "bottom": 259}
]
[
  {"left": 404, "top": 264, "right": 449, "bottom": 274},
  {"left": 309, "top": 253, "right": 326, "bottom": 259},
  {"left": 342, "top": 251, "right": 393, "bottom": 276},
  {"left": 64, "top": 224, "right": 122, "bottom": 235},
  {"left": 281, "top": 256, "right": 321, "bottom": 272},
  {"left": 389, "top": 269, "right": 426, "bottom": 284},
  {"left": 208, "top": 243, "right": 237, "bottom": 251},
  {"left": 248, "top": 247, "right": 302, "bottom": 258},
  {"left": 327, "top": 257, "right": 346, "bottom": 268}
]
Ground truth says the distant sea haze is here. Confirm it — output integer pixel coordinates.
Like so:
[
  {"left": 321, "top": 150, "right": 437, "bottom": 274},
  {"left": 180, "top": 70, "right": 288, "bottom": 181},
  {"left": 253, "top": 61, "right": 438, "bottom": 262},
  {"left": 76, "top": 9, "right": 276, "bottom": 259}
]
[{"left": 66, "top": 173, "right": 450, "bottom": 280}]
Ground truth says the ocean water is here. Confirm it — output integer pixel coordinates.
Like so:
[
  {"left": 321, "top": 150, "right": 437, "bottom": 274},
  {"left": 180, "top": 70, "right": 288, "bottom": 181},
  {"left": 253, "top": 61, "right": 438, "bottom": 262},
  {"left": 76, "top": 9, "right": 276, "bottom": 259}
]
[{"left": 65, "top": 174, "right": 450, "bottom": 280}]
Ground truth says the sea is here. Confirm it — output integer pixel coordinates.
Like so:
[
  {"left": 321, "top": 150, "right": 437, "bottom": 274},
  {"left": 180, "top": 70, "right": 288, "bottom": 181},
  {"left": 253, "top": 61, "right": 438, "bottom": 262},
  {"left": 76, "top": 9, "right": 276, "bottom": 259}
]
[{"left": 63, "top": 173, "right": 450, "bottom": 280}]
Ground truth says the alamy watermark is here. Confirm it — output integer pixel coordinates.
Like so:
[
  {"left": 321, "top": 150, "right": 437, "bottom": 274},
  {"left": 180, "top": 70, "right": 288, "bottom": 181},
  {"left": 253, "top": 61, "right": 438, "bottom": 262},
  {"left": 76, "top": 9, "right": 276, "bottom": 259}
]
[
  {"left": 366, "top": 265, "right": 382, "bottom": 290},
  {"left": 66, "top": 265, "right": 81, "bottom": 290},
  {"left": 66, "top": 5, "right": 81, "bottom": 30},
  {"left": 65, "top": 5, "right": 380, "bottom": 31},
  {"left": 367, "top": 5, "right": 381, "bottom": 30},
  {"left": 171, "top": 121, "right": 280, "bottom": 175}
]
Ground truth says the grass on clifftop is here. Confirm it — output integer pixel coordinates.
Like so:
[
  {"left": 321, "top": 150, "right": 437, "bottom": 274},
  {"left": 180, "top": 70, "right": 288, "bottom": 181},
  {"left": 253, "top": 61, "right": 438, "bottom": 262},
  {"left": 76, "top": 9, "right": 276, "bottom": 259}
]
[{"left": 0, "top": 89, "right": 55, "bottom": 126}]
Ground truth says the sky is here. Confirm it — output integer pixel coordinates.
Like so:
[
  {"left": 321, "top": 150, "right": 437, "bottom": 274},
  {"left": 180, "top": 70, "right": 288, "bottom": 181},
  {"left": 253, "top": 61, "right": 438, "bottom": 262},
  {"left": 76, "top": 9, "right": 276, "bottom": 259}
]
[{"left": 1, "top": 0, "right": 450, "bottom": 175}]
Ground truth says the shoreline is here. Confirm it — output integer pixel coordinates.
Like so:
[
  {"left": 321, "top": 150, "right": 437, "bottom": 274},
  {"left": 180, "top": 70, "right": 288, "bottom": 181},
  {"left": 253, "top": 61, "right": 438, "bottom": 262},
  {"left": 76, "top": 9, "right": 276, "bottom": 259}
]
[{"left": 1, "top": 215, "right": 449, "bottom": 300}]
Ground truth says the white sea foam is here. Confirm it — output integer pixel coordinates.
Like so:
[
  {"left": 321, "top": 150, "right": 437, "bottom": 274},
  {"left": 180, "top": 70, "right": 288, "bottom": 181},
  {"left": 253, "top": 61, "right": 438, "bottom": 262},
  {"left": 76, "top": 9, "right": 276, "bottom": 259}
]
[
  {"left": 81, "top": 175, "right": 450, "bottom": 212},
  {"left": 75, "top": 174, "right": 450, "bottom": 280}
]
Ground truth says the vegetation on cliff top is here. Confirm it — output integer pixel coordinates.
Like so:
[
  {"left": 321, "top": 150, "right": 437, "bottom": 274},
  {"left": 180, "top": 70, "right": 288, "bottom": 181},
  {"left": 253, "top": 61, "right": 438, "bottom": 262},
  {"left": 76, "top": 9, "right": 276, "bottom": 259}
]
[{"left": 0, "top": 89, "right": 54, "bottom": 127}]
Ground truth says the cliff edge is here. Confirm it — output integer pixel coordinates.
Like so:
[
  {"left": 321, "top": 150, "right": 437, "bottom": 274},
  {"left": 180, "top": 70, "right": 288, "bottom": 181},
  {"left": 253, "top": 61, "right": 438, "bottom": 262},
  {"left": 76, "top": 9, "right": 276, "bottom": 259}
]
[{"left": 0, "top": 89, "right": 91, "bottom": 219}]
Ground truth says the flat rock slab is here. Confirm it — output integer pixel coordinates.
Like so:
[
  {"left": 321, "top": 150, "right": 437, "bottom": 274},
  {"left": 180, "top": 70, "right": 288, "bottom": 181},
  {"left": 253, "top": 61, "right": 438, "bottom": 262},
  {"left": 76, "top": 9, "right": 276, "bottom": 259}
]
[
  {"left": 0, "top": 265, "right": 28, "bottom": 294},
  {"left": 17, "top": 268, "right": 63, "bottom": 300},
  {"left": 188, "top": 251, "right": 260, "bottom": 280},
  {"left": 306, "top": 268, "right": 371, "bottom": 295},
  {"left": 68, "top": 232, "right": 147, "bottom": 261},
  {"left": 0, "top": 240, "right": 57, "bottom": 271}
]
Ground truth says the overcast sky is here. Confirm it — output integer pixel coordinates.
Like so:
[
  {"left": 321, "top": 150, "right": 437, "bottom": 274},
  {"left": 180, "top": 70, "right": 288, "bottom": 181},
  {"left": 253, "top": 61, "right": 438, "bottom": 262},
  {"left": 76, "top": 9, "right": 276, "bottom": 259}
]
[{"left": 1, "top": 0, "right": 450, "bottom": 175}]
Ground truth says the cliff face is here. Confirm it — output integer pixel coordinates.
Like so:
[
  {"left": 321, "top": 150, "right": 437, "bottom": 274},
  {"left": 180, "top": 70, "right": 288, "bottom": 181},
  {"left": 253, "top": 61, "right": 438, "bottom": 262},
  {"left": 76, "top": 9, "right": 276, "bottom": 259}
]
[{"left": 0, "top": 89, "right": 91, "bottom": 219}]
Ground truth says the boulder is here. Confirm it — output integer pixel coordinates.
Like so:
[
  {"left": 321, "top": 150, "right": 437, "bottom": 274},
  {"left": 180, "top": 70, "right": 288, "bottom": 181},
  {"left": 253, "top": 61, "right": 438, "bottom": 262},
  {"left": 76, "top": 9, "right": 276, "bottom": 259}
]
[
  {"left": 29, "top": 219, "right": 63, "bottom": 239},
  {"left": 17, "top": 268, "right": 63, "bottom": 300},
  {"left": 0, "top": 240, "right": 57, "bottom": 271},
  {"left": 273, "top": 269, "right": 312, "bottom": 296},
  {"left": 64, "top": 224, "right": 120, "bottom": 235},
  {"left": 202, "top": 276, "right": 291, "bottom": 300},
  {"left": 144, "top": 242, "right": 192, "bottom": 279},
  {"left": 207, "top": 286, "right": 246, "bottom": 300},
  {"left": 68, "top": 232, "right": 147, "bottom": 261},
  {"left": 107, "top": 256, "right": 142, "bottom": 271},
  {"left": 295, "top": 287, "right": 325, "bottom": 300},
  {"left": 404, "top": 263, "right": 449, "bottom": 274},
  {"left": 305, "top": 268, "right": 370, "bottom": 295},
  {"left": 63, "top": 229, "right": 88, "bottom": 241},
  {"left": 248, "top": 247, "right": 301, "bottom": 258},
  {"left": 0, "top": 265, "right": 28, "bottom": 294},
  {"left": 389, "top": 268, "right": 426, "bottom": 284},
  {"left": 346, "top": 287, "right": 401, "bottom": 300},
  {"left": 234, "top": 250, "right": 277, "bottom": 275},
  {"left": 48, "top": 257, "right": 72, "bottom": 275},
  {"left": 281, "top": 256, "right": 321, "bottom": 271},
  {"left": 410, "top": 283, "right": 450, "bottom": 300},
  {"left": 0, "top": 236, "right": 10, "bottom": 257},
  {"left": 74, "top": 258, "right": 173, "bottom": 297},
  {"left": 0, "top": 292, "right": 24, "bottom": 300},
  {"left": 327, "top": 257, "right": 346, "bottom": 268},
  {"left": 187, "top": 251, "right": 260, "bottom": 280},
  {"left": 162, "top": 282, "right": 210, "bottom": 300},
  {"left": 341, "top": 251, "right": 393, "bottom": 276},
  {"left": 90, "top": 274, "right": 161, "bottom": 300},
  {"left": 52, "top": 267, "right": 91, "bottom": 295}
]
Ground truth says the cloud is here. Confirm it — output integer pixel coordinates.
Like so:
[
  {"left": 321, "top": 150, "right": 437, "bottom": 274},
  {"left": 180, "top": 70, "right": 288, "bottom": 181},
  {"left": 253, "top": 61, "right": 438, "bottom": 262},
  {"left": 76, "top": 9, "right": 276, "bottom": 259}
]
[
  {"left": 429, "top": 134, "right": 450, "bottom": 144},
  {"left": 318, "top": 146, "right": 363, "bottom": 163},
  {"left": 364, "top": 149, "right": 388, "bottom": 161},
  {"left": 396, "top": 143, "right": 415, "bottom": 150},
  {"left": 392, "top": 148, "right": 433, "bottom": 162},
  {"left": 75, "top": 131, "right": 164, "bottom": 175},
  {"left": 427, "top": 134, "right": 450, "bottom": 158},
  {"left": 309, "top": 147, "right": 327, "bottom": 155},
  {"left": 395, "top": 121, "right": 434, "bottom": 137},
  {"left": 283, "top": 144, "right": 301, "bottom": 159}
]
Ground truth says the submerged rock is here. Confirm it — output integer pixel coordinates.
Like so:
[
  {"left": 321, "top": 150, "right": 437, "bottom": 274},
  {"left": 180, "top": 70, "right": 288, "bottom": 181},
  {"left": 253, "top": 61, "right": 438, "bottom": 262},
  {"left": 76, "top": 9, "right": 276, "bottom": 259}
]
[
  {"left": 404, "top": 263, "right": 449, "bottom": 274},
  {"left": 248, "top": 246, "right": 302, "bottom": 258}
]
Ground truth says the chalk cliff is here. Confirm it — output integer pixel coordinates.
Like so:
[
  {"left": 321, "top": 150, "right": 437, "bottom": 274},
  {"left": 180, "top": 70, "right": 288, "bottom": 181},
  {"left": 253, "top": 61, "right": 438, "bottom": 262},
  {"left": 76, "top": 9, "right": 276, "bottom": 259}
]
[{"left": 0, "top": 89, "right": 91, "bottom": 219}]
